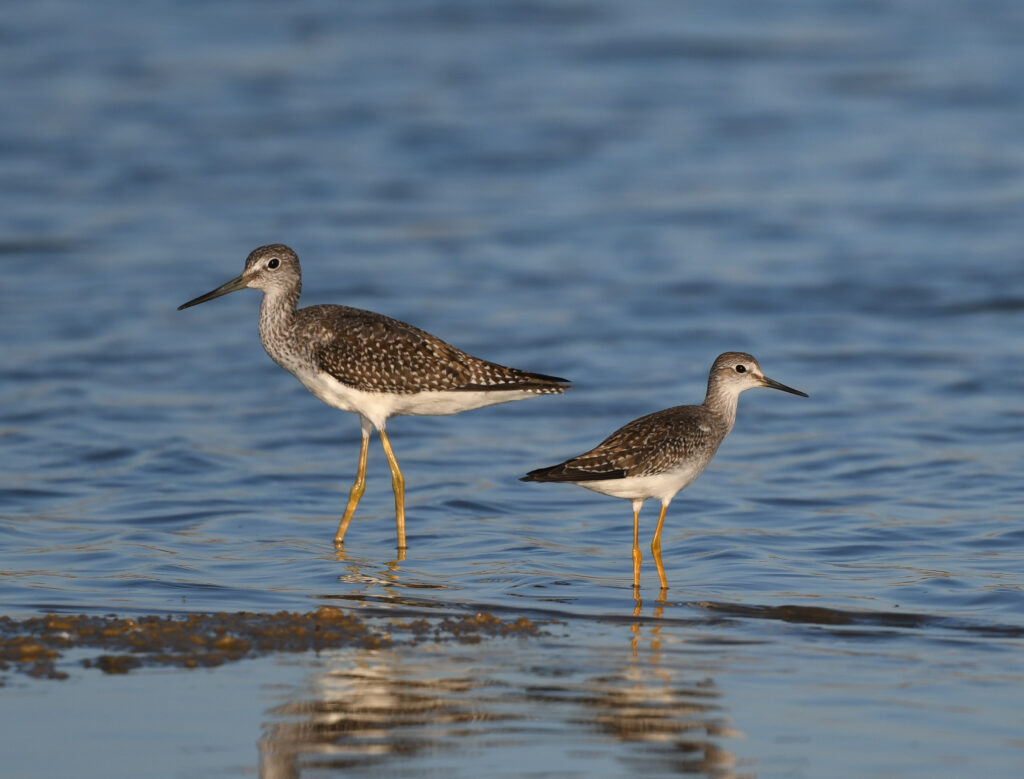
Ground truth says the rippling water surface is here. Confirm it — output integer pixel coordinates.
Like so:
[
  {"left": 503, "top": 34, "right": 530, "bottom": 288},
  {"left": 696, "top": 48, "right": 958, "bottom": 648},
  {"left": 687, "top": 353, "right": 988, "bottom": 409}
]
[{"left": 3, "top": 1, "right": 1024, "bottom": 776}]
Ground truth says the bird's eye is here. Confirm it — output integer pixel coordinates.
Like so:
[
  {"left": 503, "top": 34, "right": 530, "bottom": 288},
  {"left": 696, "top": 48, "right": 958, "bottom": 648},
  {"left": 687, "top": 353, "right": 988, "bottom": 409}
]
[
  {"left": 735, "top": 364, "right": 747, "bottom": 373},
  {"left": 267, "top": 258, "right": 280, "bottom": 270}
]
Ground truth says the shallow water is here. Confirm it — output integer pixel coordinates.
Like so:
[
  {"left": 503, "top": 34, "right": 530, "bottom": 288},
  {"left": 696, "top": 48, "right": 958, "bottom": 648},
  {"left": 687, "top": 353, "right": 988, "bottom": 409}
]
[{"left": 3, "top": 0, "right": 1024, "bottom": 776}]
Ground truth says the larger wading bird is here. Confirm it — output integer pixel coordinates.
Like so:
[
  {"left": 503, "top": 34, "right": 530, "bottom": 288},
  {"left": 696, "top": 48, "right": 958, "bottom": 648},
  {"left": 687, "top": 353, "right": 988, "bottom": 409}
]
[{"left": 180, "top": 244, "right": 570, "bottom": 551}]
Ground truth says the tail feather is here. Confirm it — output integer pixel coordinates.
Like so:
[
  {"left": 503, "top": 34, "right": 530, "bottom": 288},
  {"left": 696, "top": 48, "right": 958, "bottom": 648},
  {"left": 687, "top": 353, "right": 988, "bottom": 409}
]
[
  {"left": 520, "top": 464, "right": 558, "bottom": 483},
  {"left": 520, "top": 462, "right": 626, "bottom": 483},
  {"left": 457, "top": 370, "right": 571, "bottom": 394}
]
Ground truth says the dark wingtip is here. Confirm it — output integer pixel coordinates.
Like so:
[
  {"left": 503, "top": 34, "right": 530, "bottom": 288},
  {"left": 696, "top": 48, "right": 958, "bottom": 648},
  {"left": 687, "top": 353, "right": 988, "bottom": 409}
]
[
  {"left": 455, "top": 377, "right": 572, "bottom": 393},
  {"left": 520, "top": 466, "right": 554, "bottom": 482},
  {"left": 523, "top": 371, "right": 571, "bottom": 390},
  {"left": 520, "top": 463, "right": 627, "bottom": 483},
  {"left": 529, "top": 374, "right": 572, "bottom": 394}
]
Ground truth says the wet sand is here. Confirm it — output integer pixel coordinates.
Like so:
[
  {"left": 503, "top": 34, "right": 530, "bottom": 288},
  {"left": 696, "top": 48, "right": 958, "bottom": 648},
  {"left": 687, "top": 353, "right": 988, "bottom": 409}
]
[{"left": 0, "top": 609, "right": 543, "bottom": 681}]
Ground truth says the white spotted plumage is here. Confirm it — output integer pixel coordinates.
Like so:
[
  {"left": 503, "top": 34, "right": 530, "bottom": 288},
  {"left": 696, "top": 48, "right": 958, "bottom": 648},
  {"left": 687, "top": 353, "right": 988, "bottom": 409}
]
[{"left": 180, "top": 244, "right": 570, "bottom": 549}]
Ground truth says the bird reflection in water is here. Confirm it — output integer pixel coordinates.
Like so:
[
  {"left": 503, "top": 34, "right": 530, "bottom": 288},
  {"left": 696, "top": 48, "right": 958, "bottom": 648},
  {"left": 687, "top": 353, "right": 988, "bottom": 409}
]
[
  {"left": 331, "top": 545, "right": 405, "bottom": 588},
  {"left": 594, "top": 592, "right": 744, "bottom": 776},
  {"left": 259, "top": 650, "right": 486, "bottom": 778},
  {"left": 259, "top": 595, "right": 743, "bottom": 778}
]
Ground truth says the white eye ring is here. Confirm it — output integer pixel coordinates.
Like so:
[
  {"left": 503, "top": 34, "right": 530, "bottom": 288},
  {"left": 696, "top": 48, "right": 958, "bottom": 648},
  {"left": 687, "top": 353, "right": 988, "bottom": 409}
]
[
  {"left": 735, "top": 365, "right": 746, "bottom": 373},
  {"left": 267, "top": 258, "right": 280, "bottom": 270}
]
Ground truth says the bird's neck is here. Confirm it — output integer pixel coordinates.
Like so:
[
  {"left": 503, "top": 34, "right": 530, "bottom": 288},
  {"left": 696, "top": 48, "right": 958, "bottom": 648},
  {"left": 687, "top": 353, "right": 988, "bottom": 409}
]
[
  {"left": 704, "top": 379, "right": 741, "bottom": 434},
  {"left": 258, "top": 284, "right": 301, "bottom": 366}
]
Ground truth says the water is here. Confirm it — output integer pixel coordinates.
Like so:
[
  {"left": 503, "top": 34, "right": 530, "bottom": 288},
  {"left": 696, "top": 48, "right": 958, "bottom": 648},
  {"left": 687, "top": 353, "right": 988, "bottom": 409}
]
[{"left": 3, "top": 0, "right": 1024, "bottom": 775}]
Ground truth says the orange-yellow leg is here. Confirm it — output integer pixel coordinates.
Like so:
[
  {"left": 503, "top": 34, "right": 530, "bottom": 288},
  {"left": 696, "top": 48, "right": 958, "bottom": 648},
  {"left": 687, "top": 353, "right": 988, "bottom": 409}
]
[
  {"left": 631, "top": 500, "right": 642, "bottom": 589},
  {"left": 377, "top": 428, "right": 406, "bottom": 550},
  {"left": 334, "top": 430, "right": 370, "bottom": 547},
  {"left": 631, "top": 592, "right": 642, "bottom": 655},
  {"left": 651, "top": 503, "right": 669, "bottom": 591}
]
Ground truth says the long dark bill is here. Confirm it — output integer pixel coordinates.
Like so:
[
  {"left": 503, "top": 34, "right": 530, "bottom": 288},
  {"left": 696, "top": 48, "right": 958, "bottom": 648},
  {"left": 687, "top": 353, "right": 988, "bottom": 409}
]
[
  {"left": 178, "top": 275, "right": 248, "bottom": 310},
  {"left": 761, "top": 376, "right": 809, "bottom": 398}
]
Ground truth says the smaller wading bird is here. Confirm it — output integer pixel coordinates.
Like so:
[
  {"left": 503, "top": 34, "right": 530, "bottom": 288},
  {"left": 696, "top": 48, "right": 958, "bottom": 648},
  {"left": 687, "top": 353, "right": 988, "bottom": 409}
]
[
  {"left": 521, "top": 352, "right": 806, "bottom": 591},
  {"left": 179, "top": 244, "right": 570, "bottom": 552}
]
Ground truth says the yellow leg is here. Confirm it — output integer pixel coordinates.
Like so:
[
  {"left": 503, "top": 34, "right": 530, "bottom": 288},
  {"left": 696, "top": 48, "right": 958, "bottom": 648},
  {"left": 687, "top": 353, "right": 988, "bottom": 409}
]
[
  {"left": 631, "top": 501, "right": 642, "bottom": 590},
  {"left": 631, "top": 590, "right": 642, "bottom": 655},
  {"left": 651, "top": 503, "right": 669, "bottom": 591},
  {"left": 334, "top": 430, "right": 370, "bottom": 547},
  {"left": 377, "top": 428, "right": 406, "bottom": 550}
]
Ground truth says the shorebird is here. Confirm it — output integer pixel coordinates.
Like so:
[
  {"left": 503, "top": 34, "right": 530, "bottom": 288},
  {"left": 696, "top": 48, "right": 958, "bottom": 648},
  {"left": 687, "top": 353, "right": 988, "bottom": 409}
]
[
  {"left": 521, "top": 352, "right": 806, "bottom": 590},
  {"left": 179, "top": 244, "right": 569, "bottom": 550}
]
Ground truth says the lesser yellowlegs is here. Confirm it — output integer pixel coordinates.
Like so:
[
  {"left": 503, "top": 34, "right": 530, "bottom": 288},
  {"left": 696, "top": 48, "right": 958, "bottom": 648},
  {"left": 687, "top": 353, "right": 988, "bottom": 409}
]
[
  {"left": 521, "top": 352, "right": 805, "bottom": 590},
  {"left": 179, "top": 244, "right": 570, "bottom": 550}
]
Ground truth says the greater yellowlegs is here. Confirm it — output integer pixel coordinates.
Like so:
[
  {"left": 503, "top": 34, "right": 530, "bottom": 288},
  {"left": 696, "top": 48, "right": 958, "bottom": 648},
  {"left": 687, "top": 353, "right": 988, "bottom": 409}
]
[
  {"left": 179, "top": 244, "right": 570, "bottom": 550},
  {"left": 521, "top": 352, "right": 806, "bottom": 590}
]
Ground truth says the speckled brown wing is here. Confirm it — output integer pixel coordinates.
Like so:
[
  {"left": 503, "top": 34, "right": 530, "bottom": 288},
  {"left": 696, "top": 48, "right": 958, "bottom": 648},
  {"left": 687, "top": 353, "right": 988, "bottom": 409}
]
[
  {"left": 298, "top": 305, "right": 568, "bottom": 394},
  {"left": 522, "top": 405, "right": 720, "bottom": 482}
]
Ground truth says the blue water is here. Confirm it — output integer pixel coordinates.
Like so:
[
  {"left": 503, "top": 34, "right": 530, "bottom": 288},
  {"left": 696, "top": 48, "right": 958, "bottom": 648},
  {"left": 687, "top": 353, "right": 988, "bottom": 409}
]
[{"left": 3, "top": 0, "right": 1024, "bottom": 776}]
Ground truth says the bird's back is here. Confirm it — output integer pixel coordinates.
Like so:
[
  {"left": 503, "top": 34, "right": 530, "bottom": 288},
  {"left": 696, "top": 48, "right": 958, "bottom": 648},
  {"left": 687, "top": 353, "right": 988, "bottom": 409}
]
[
  {"left": 294, "top": 304, "right": 569, "bottom": 395},
  {"left": 522, "top": 404, "right": 726, "bottom": 483}
]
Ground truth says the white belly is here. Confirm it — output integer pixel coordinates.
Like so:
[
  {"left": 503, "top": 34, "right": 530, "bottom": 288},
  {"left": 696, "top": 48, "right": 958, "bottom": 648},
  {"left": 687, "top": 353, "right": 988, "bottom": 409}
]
[
  {"left": 578, "top": 463, "right": 705, "bottom": 504},
  {"left": 293, "top": 368, "right": 543, "bottom": 429}
]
